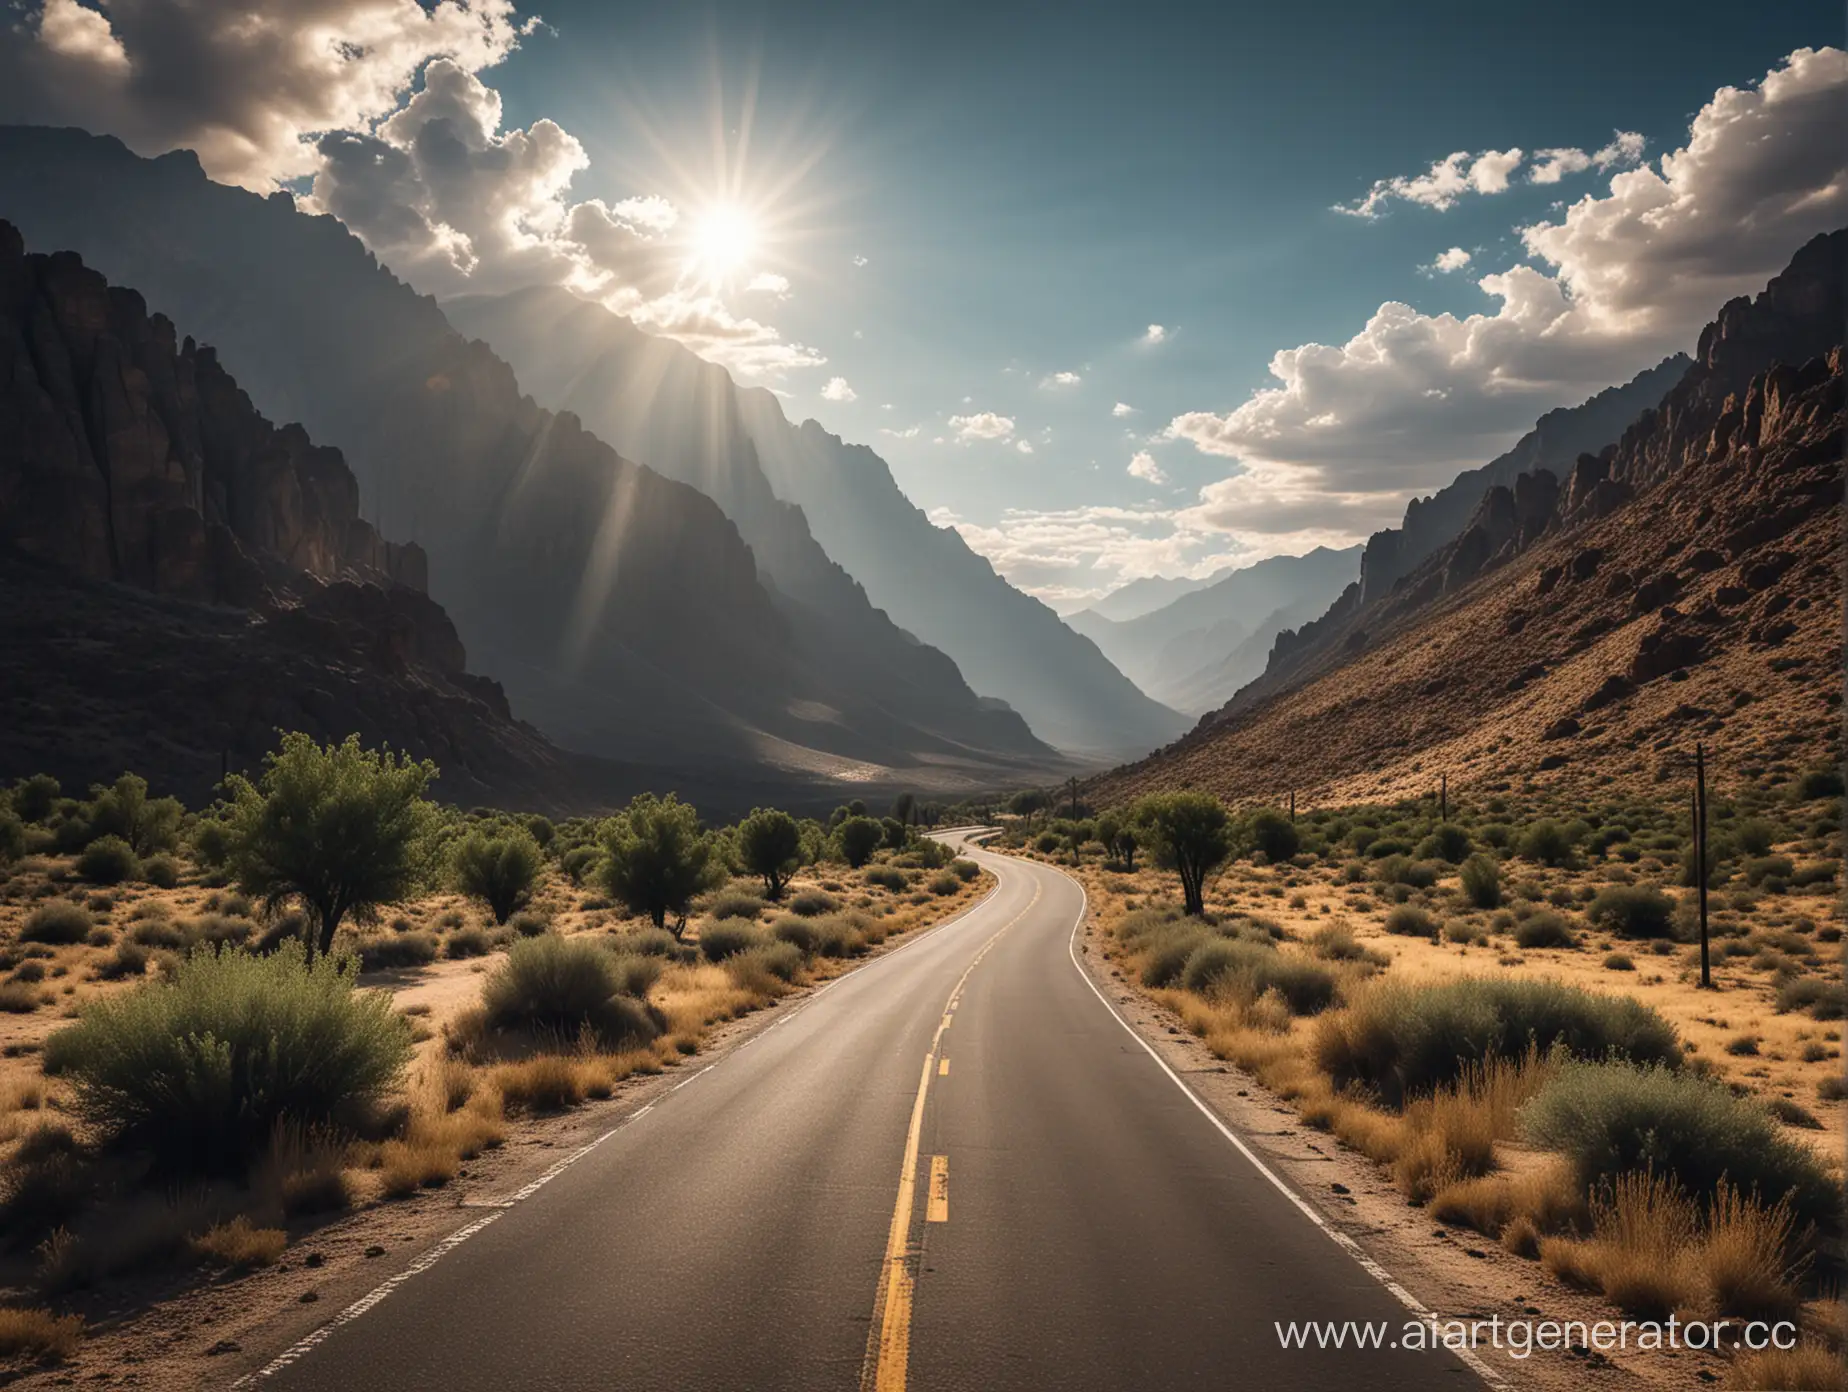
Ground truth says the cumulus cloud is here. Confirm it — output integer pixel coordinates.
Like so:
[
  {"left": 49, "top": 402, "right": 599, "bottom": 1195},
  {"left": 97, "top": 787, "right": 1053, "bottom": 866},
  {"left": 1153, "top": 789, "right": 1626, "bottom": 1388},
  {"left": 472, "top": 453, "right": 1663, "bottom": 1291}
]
[
  {"left": 1172, "top": 47, "right": 1847, "bottom": 551},
  {"left": 1429, "top": 246, "right": 1472, "bottom": 272},
  {"left": 1531, "top": 131, "right": 1646, "bottom": 185},
  {"left": 1142, "top": 324, "right": 1167, "bottom": 344},
  {"left": 1338, "top": 148, "right": 1525, "bottom": 217},
  {"left": 820, "top": 376, "right": 857, "bottom": 402},
  {"left": 1111, "top": 401, "right": 1136, "bottom": 417},
  {"left": 1015, "top": 439, "right": 1035, "bottom": 454},
  {"left": 1127, "top": 450, "right": 1168, "bottom": 485},
  {"left": 881, "top": 423, "right": 921, "bottom": 440},
  {"left": 0, "top": 2, "right": 823, "bottom": 376},
  {"left": 1042, "top": 370, "right": 1082, "bottom": 387},
  {"left": 747, "top": 271, "right": 791, "bottom": 297},
  {"left": 948, "top": 411, "right": 1016, "bottom": 442}
]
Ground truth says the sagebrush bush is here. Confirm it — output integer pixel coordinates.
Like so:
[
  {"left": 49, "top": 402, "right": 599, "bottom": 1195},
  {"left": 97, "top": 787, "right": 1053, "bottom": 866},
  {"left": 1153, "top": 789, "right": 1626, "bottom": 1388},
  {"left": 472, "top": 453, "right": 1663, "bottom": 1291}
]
[
  {"left": 699, "top": 920, "right": 766, "bottom": 961},
  {"left": 725, "top": 941, "right": 804, "bottom": 991},
  {"left": 950, "top": 859, "right": 980, "bottom": 882},
  {"left": 77, "top": 835, "right": 138, "bottom": 884},
  {"left": 1382, "top": 904, "right": 1436, "bottom": 938},
  {"left": 1586, "top": 885, "right": 1677, "bottom": 939},
  {"left": 705, "top": 890, "right": 765, "bottom": 922},
  {"left": 356, "top": 931, "right": 439, "bottom": 971},
  {"left": 786, "top": 890, "right": 838, "bottom": 918},
  {"left": 44, "top": 942, "right": 412, "bottom": 1173},
  {"left": 20, "top": 902, "right": 91, "bottom": 945},
  {"left": 480, "top": 935, "right": 659, "bottom": 1049},
  {"left": 1179, "top": 939, "right": 1335, "bottom": 1015},
  {"left": 1419, "top": 823, "right": 1472, "bottom": 864},
  {"left": 862, "top": 866, "right": 908, "bottom": 892},
  {"left": 601, "top": 950, "right": 663, "bottom": 998},
  {"left": 1776, "top": 977, "right": 1847, "bottom": 1020},
  {"left": 1459, "top": 854, "right": 1501, "bottom": 909},
  {"left": 926, "top": 872, "right": 960, "bottom": 896},
  {"left": 610, "top": 927, "right": 684, "bottom": 960},
  {"left": 1522, "top": 1061, "right": 1838, "bottom": 1233},
  {"left": 1316, "top": 978, "right": 1680, "bottom": 1107},
  {"left": 1517, "top": 820, "right": 1576, "bottom": 867},
  {"left": 1514, "top": 911, "right": 1577, "bottom": 949},
  {"left": 444, "top": 925, "right": 495, "bottom": 959}
]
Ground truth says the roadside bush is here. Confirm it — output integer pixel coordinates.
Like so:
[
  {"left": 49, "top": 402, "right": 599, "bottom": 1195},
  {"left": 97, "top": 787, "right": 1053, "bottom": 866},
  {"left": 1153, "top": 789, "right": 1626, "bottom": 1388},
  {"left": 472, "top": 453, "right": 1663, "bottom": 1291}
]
[
  {"left": 610, "top": 927, "right": 684, "bottom": 960},
  {"left": 706, "top": 890, "right": 765, "bottom": 922},
  {"left": 699, "top": 920, "right": 767, "bottom": 962},
  {"left": 480, "top": 935, "right": 660, "bottom": 1048},
  {"left": 1522, "top": 1061, "right": 1839, "bottom": 1233},
  {"left": 1587, "top": 885, "right": 1677, "bottom": 940},
  {"left": 949, "top": 859, "right": 980, "bottom": 882},
  {"left": 452, "top": 827, "right": 543, "bottom": 924},
  {"left": 1382, "top": 905, "right": 1436, "bottom": 938},
  {"left": 1316, "top": 978, "right": 1681, "bottom": 1108},
  {"left": 725, "top": 941, "right": 805, "bottom": 992},
  {"left": 787, "top": 890, "right": 838, "bottom": 918},
  {"left": 926, "top": 872, "right": 960, "bottom": 896},
  {"left": 77, "top": 836, "right": 139, "bottom": 885},
  {"left": 445, "top": 926, "right": 494, "bottom": 959},
  {"left": 863, "top": 866, "right": 908, "bottom": 892},
  {"left": 1130, "top": 915, "right": 1216, "bottom": 988},
  {"left": 1309, "top": 923, "right": 1384, "bottom": 966},
  {"left": 1514, "top": 912, "right": 1577, "bottom": 949},
  {"left": 602, "top": 951, "right": 663, "bottom": 999},
  {"left": 1517, "top": 820, "right": 1576, "bottom": 867},
  {"left": 355, "top": 932, "right": 439, "bottom": 971},
  {"left": 44, "top": 942, "right": 412, "bottom": 1173},
  {"left": 1459, "top": 855, "right": 1501, "bottom": 909},
  {"left": 1179, "top": 939, "right": 1336, "bottom": 1015},
  {"left": 20, "top": 902, "right": 92, "bottom": 945}
]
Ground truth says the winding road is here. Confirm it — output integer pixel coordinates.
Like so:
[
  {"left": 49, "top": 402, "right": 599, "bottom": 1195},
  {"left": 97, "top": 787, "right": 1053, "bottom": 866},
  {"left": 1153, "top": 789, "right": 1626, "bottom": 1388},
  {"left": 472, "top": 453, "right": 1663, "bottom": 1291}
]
[{"left": 252, "top": 832, "right": 1483, "bottom": 1391}]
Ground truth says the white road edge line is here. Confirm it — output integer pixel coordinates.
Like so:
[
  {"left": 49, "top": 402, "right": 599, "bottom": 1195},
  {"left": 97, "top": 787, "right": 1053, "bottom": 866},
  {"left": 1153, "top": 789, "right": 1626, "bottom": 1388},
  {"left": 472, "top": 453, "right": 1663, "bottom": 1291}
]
[
  {"left": 236, "top": 850, "right": 1009, "bottom": 1385},
  {"left": 1024, "top": 850, "right": 1510, "bottom": 1392}
]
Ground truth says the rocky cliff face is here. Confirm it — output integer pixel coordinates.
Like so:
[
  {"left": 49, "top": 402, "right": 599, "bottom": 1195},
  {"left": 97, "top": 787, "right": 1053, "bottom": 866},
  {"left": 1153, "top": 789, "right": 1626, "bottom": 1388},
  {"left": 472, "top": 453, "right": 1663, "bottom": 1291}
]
[
  {"left": 1088, "top": 232, "right": 1845, "bottom": 807},
  {"left": 0, "top": 221, "right": 577, "bottom": 807}
]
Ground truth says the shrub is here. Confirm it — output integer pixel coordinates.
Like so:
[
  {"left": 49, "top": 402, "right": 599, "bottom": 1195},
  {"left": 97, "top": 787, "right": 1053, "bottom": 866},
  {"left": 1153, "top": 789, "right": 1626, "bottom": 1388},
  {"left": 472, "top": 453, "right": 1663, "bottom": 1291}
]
[
  {"left": 610, "top": 927, "right": 684, "bottom": 959},
  {"left": 1382, "top": 905, "right": 1436, "bottom": 938},
  {"left": 1522, "top": 1061, "right": 1838, "bottom": 1233},
  {"left": 602, "top": 951, "right": 663, "bottom": 999},
  {"left": 185, "top": 913, "right": 255, "bottom": 949},
  {"left": 706, "top": 890, "right": 765, "bottom": 922},
  {"left": 926, "top": 872, "right": 960, "bottom": 896},
  {"left": 480, "top": 936, "right": 660, "bottom": 1048},
  {"left": 445, "top": 926, "right": 494, "bottom": 959},
  {"left": 20, "top": 902, "right": 91, "bottom": 945},
  {"left": 1732, "top": 819, "right": 1778, "bottom": 857},
  {"left": 141, "top": 853, "right": 181, "bottom": 889},
  {"left": 77, "top": 835, "right": 139, "bottom": 884},
  {"left": 0, "top": 812, "right": 25, "bottom": 865},
  {"left": 127, "top": 916, "right": 186, "bottom": 949},
  {"left": 1744, "top": 854, "right": 1795, "bottom": 888},
  {"left": 44, "top": 942, "right": 412, "bottom": 1174},
  {"left": 1419, "top": 824, "right": 1472, "bottom": 863},
  {"left": 699, "top": 920, "right": 767, "bottom": 962},
  {"left": 1459, "top": 855, "right": 1501, "bottom": 909},
  {"left": 192, "top": 1216, "right": 287, "bottom": 1270},
  {"left": 9, "top": 774, "right": 60, "bottom": 824},
  {"left": 1513, "top": 911, "right": 1577, "bottom": 949},
  {"left": 725, "top": 942, "right": 804, "bottom": 990},
  {"left": 771, "top": 914, "right": 819, "bottom": 955},
  {"left": 1133, "top": 917, "right": 1216, "bottom": 988},
  {"left": 451, "top": 827, "right": 543, "bottom": 924},
  {"left": 787, "top": 890, "right": 838, "bottom": 918},
  {"left": 559, "top": 845, "right": 602, "bottom": 885},
  {"left": 355, "top": 931, "right": 439, "bottom": 971},
  {"left": 1244, "top": 809, "right": 1299, "bottom": 864},
  {"left": 949, "top": 858, "right": 980, "bottom": 882},
  {"left": 863, "top": 866, "right": 908, "bottom": 892},
  {"left": 223, "top": 733, "right": 438, "bottom": 957},
  {"left": 1516, "top": 820, "right": 1576, "bottom": 867},
  {"left": 92, "top": 941, "right": 149, "bottom": 981},
  {"left": 1603, "top": 952, "right": 1635, "bottom": 971},
  {"left": 1775, "top": 977, "right": 1846, "bottom": 1020},
  {"left": 1586, "top": 885, "right": 1677, "bottom": 939},
  {"left": 1309, "top": 923, "right": 1383, "bottom": 965},
  {"left": 599, "top": 794, "right": 721, "bottom": 931},
  {"left": 1179, "top": 939, "right": 1336, "bottom": 1015},
  {"left": 1315, "top": 978, "right": 1681, "bottom": 1107},
  {"left": 0, "top": 1307, "right": 83, "bottom": 1365},
  {"left": 507, "top": 910, "right": 550, "bottom": 938}
]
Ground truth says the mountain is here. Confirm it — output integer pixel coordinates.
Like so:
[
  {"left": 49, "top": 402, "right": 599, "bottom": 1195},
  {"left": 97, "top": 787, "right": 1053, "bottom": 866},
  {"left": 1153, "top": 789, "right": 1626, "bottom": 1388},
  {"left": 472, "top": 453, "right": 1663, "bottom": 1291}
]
[
  {"left": 0, "top": 221, "right": 570, "bottom": 808},
  {"left": 1065, "top": 546, "right": 1361, "bottom": 713},
  {"left": 444, "top": 284, "right": 1187, "bottom": 762},
  {"left": 0, "top": 126, "right": 1055, "bottom": 792},
  {"left": 1088, "top": 231, "right": 1845, "bottom": 807},
  {"left": 1087, "top": 569, "right": 1232, "bottom": 623}
]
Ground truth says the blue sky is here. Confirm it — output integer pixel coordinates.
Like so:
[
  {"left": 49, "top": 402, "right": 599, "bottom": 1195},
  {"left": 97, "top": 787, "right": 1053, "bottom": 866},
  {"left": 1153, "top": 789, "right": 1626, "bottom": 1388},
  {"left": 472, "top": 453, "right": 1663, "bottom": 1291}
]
[{"left": 4, "top": 0, "right": 1843, "bottom": 606}]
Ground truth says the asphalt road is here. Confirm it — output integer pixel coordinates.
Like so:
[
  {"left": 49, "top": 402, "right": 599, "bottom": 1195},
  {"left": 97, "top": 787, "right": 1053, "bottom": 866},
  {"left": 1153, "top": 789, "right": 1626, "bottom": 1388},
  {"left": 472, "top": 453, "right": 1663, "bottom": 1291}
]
[{"left": 254, "top": 834, "right": 1484, "bottom": 1391}]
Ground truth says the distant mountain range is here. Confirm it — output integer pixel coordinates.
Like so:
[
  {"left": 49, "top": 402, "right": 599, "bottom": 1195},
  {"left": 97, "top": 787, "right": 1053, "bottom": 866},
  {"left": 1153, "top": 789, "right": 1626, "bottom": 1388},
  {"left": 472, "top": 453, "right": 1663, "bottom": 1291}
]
[
  {"left": 1065, "top": 547, "right": 1361, "bottom": 715},
  {"left": 444, "top": 284, "right": 1189, "bottom": 761},
  {"left": 0, "top": 125, "right": 1084, "bottom": 802},
  {"left": 1089, "top": 230, "right": 1845, "bottom": 806}
]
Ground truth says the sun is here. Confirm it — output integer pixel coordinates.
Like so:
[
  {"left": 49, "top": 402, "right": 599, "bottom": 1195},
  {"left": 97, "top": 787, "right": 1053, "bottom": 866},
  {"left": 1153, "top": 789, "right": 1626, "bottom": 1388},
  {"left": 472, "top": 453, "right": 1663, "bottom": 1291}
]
[{"left": 688, "top": 203, "right": 760, "bottom": 282}]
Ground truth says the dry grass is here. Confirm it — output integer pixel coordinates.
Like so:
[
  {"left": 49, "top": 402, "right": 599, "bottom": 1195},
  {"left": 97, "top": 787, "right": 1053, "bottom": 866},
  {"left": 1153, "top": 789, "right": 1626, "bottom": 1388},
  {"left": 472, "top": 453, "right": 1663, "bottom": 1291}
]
[
  {"left": 1699, "top": 1181, "right": 1803, "bottom": 1322},
  {"left": 1722, "top": 1343, "right": 1848, "bottom": 1390},
  {"left": 0, "top": 1306, "right": 83, "bottom": 1364},
  {"left": 191, "top": 1216, "right": 286, "bottom": 1269},
  {"left": 1541, "top": 1170, "right": 1703, "bottom": 1318}
]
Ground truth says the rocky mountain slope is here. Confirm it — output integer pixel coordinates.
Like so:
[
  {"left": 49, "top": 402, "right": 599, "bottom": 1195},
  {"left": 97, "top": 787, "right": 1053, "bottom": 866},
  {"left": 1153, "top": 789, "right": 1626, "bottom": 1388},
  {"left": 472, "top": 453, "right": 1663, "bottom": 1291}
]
[
  {"left": 446, "top": 282, "right": 1186, "bottom": 761},
  {"left": 1088, "top": 231, "right": 1845, "bottom": 807},
  {"left": 0, "top": 222, "right": 568, "bottom": 807},
  {"left": 0, "top": 126, "right": 1053, "bottom": 789},
  {"left": 1065, "top": 546, "right": 1360, "bottom": 713}
]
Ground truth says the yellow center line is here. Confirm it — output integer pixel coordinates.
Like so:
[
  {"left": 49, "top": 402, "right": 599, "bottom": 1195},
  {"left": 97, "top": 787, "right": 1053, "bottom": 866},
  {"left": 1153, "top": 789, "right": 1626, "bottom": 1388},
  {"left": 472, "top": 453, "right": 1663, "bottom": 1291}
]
[
  {"left": 937, "top": 1057, "right": 950, "bottom": 1077},
  {"left": 927, "top": 1156, "right": 949, "bottom": 1223},
  {"left": 859, "top": 878, "right": 1040, "bottom": 1392}
]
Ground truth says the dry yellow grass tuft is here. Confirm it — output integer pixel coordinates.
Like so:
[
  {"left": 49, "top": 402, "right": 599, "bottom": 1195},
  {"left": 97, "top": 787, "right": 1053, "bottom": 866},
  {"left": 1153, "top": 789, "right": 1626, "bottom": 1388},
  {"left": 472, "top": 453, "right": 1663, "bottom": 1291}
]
[
  {"left": 191, "top": 1216, "right": 286, "bottom": 1270},
  {"left": 1698, "top": 1181, "right": 1802, "bottom": 1322},
  {"left": 0, "top": 1306, "right": 83, "bottom": 1364},
  {"left": 1722, "top": 1343, "right": 1848, "bottom": 1390}
]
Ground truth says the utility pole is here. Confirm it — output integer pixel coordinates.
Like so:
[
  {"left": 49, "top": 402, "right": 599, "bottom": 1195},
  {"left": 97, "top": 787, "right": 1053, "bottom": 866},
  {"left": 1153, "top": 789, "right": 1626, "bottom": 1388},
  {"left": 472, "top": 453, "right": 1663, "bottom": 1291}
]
[
  {"left": 1289, "top": 790, "right": 1296, "bottom": 824},
  {"left": 1696, "top": 742, "right": 1712, "bottom": 989},
  {"left": 1066, "top": 775, "right": 1081, "bottom": 819},
  {"left": 1439, "top": 773, "right": 1448, "bottom": 823}
]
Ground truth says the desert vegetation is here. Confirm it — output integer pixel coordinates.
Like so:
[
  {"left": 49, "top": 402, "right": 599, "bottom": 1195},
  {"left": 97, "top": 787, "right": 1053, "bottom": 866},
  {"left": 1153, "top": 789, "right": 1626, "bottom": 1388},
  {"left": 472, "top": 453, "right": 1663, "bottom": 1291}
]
[
  {"left": 988, "top": 761, "right": 1846, "bottom": 1387},
  {"left": 0, "top": 745, "right": 987, "bottom": 1368}
]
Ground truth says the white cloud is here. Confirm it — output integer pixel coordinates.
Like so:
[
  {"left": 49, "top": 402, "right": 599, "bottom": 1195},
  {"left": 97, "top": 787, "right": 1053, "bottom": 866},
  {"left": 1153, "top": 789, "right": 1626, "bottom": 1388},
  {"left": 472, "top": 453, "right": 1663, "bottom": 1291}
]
[
  {"left": 1127, "top": 450, "right": 1168, "bottom": 485},
  {"left": 851, "top": 254, "right": 868, "bottom": 267},
  {"left": 1015, "top": 439, "right": 1035, "bottom": 454},
  {"left": 1111, "top": 401, "right": 1136, "bottom": 417},
  {"left": 1338, "top": 148, "right": 1524, "bottom": 217},
  {"left": 1142, "top": 324, "right": 1167, "bottom": 344},
  {"left": 1171, "top": 47, "right": 1847, "bottom": 549},
  {"left": 948, "top": 411, "right": 1016, "bottom": 442},
  {"left": 746, "top": 271, "right": 791, "bottom": 297},
  {"left": 1531, "top": 131, "right": 1645, "bottom": 185},
  {"left": 1042, "top": 370, "right": 1082, "bottom": 387},
  {"left": 1593, "top": 130, "right": 1647, "bottom": 169},
  {"left": 0, "top": 2, "right": 825, "bottom": 377},
  {"left": 880, "top": 423, "right": 921, "bottom": 440},
  {"left": 820, "top": 376, "right": 857, "bottom": 403},
  {"left": 1429, "top": 246, "right": 1472, "bottom": 273}
]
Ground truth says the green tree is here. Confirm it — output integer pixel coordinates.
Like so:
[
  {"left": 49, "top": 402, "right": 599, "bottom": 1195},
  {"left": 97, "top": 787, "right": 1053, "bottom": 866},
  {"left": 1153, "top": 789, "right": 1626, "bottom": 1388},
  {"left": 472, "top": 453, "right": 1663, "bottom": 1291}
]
[
  {"left": 598, "top": 794, "right": 720, "bottom": 935},
  {"left": 88, "top": 772, "right": 183, "bottom": 855},
  {"left": 836, "top": 816, "right": 885, "bottom": 869},
  {"left": 10, "top": 774, "right": 59, "bottom": 824},
  {"left": 891, "top": 792, "right": 917, "bottom": 826},
  {"left": 225, "top": 733, "right": 438, "bottom": 958},
  {"left": 880, "top": 816, "right": 908, "bottom": 850},
  {"left": 737, "top": 807, "right": 802, "bottom": 901},
  {"left": 1133, "top": 791, "right": 1232, "bottom": 916},
  {"left": 453, "top": 825, "right": 545, "bottom": 923},
  {"left": 1244, "top": 808, "right": 1299, "bottom": 864}
]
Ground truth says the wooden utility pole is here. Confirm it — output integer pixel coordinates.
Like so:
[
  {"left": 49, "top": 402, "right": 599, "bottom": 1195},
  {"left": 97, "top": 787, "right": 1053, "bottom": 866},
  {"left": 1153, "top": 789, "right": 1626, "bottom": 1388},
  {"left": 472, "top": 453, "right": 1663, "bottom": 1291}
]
[
  {"left": 1288, "top": 790, "right": 1296, "bottom": 824},
  {"left": 1439, "top": 773, "right": 1448, "bottom": 823},
  {"left": 1696, "top": 743, "right": 1712, "bottom": 989}
]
